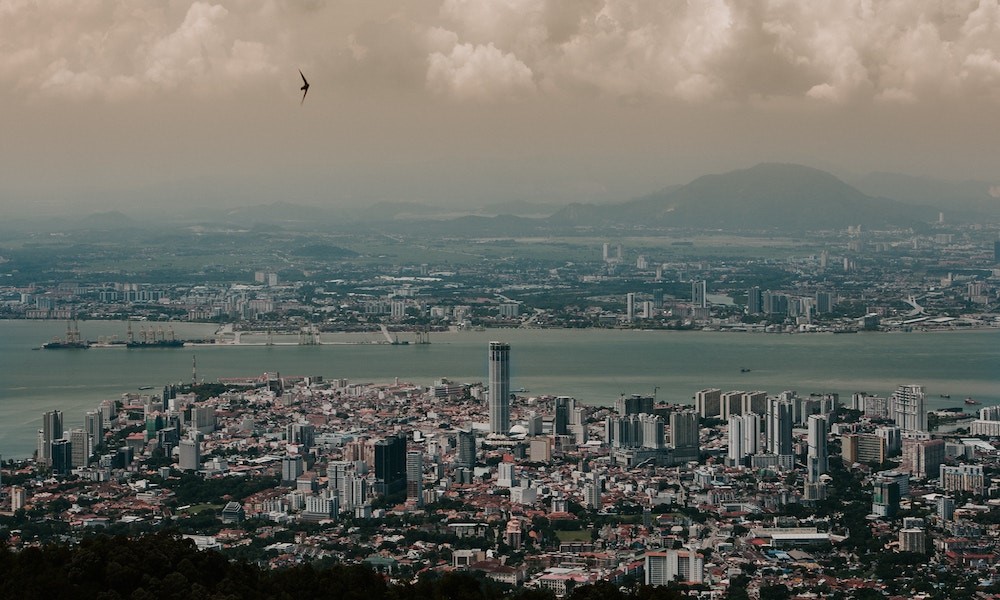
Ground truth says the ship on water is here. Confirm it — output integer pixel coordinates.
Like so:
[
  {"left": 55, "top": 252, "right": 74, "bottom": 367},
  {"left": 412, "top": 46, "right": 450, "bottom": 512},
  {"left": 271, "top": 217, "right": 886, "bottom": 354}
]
[
  {"left": 126, "top": 321, "right": 185, "bottom": 348},
  {"left": 42, "top": 320, "right": 90, "bottom": 349}
]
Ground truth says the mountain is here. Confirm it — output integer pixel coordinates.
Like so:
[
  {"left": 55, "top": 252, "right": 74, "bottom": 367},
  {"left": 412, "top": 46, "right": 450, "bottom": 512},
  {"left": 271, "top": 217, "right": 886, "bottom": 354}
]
[
  {"left": 550, "top": 163, "right": 934, "bottom": 230},
  {"left": 849, "top": 171, "right": 1000, "bottom": 216}
]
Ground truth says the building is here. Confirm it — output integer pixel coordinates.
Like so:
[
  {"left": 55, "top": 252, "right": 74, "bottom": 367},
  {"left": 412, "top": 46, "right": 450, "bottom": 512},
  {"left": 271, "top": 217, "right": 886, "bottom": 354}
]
[
  {"left": 670, "top": 411, "right": 700, "bottom": 462},
  {"left": 842, "top": 433, "right": 886, "bottom": 465},
  {"left": 457, "top": 430, "right": 476, "bottom": 467},
  {"left": 695, "top": 389, "right": 721, "bottom": 419},
  {"left": 815, "top": 290, "right": 834, "bottom": 314},
  {"left": 281, "top": 455, "right": 304, "bottom": 485},
  {"left": 488, "top": 341, "right": 511, "bottom": 435},
  {"left": 728, "top": 413, "right": 759, "bottom": 466},
  {"left": 84, "top": 410, "right": 103, "bottom": 449},
  {"left": 50, "top": 438, "right": 72, "bottom": 476},
  {"left": 766, "top": 398, "right": 794, "bottom": 468},
  {"left": 903, "top": 438, "right": 944, "bottom": 479},
  {"left": 807, "top": 415, "right": 828, "bottom": 483},
  {"left": 69, "top": 428, "right": 91, "bottom": 468},
  {"left": 889, "top": 384, "right": 927, "bottom": 432},
  {"left": 899, "top": 527, "right": 926, "bottom": 554},
  {"left": 626, "top": 292, "right": 635, "bottom": 321},
  {"left": 872, "top": 478, "right": 900, "bottom": 518},
  {"left": 554, "top": 397, "right": 571, "bottom": 436},
  {"left": 406, "top": 450, "right": 423, "bottom": 504},
  {"left": 645, "top": 549, "right": 704, "bottom": 585},
  {"left": 721, "top": 391, "right": 744, "bottom": 419},
  {"left": 747, "top": 286, "right": 763, "bottom": 315},
  {"left": 741, "top": 391, "right": 768, "bottom": 416},
  {"left": 692, "top": 280, "right": 707, "bottom": 308},
  {"left": 221, "top": 501, "right": 245, "bottom": 524},
  {"left": 937, "top": 495, "right": 955, "bottom": 521},
  {"left": 939, "top": 464, "right": 985, "bottom": 494},
  {"left": 375, "top": 435, "right": 407, "bottom": 495},
  {"left": 178, "top": 438, "right": 201, "bottom": 471},
  {"left": 10, "top": 486, "right": 27, "bottom": 511},
  {"left": 38, "top": 410, "right": 64, "bottom": 466}
]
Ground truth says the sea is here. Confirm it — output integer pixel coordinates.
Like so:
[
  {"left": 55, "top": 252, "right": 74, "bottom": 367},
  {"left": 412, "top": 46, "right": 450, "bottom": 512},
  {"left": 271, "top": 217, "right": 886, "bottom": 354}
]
[{"left": 1, "top": 320, "right": 998, "bottom": 458}]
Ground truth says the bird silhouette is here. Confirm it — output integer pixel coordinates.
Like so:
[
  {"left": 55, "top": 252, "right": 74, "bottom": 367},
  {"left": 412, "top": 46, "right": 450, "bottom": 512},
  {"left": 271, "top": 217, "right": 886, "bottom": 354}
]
[{"left": 299, "top": 69, "right": 310, "bottom": 104}]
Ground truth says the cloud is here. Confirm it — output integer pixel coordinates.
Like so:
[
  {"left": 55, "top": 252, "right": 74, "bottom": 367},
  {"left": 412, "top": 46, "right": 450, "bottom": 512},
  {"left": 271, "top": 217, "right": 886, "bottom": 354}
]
[
  {"left": 427, "top": 41, "right": 536, "bottom": 100},
  {"left": 3, "top": 0, "right": 1000, "bottom": 105}
]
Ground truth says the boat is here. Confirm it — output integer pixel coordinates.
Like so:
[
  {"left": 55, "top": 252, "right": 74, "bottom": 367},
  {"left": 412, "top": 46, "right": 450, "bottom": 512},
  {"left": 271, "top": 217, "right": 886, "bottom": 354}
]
[
  {"left": 939, "top": 394, "right": 951, "bottom": 398},
  {"left": 740, "top": 368, "right": 752, "bottom": 373},
  {"left": 42, "top": 340, "right": 90, "bottom": 349},
  {"left": 138, "top": 385, "right": 154, "bottom": 390},
  {"left": 965, "top": 398, "right": 980, "bottom": 405}
]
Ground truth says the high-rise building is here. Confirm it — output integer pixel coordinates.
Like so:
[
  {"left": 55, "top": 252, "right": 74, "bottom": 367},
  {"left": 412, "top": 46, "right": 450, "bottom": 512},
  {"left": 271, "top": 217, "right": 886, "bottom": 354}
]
[
  {"left": 721, "top": 391, "right": 744, "bottom": 419},
  {"left": 51, "top": 438, "right": 72, "bottom": 475},
  {"left": 69, "top": 428, "right": 91, "bottom": 468},
  {"left": 457, "top": 430, "right": 476, "bottom": 467},
  {"left": 902, "top": 438, "right": 944, "bottom": 479},
  {"left": 747, "top": 286, "right": 763, "bottom": 315},
  {"left": 695, "top": 389, "right": 721, "bottom": 419},
  {"left": 889, "top": 384, "right": 927, "bottom": 432},
  {"left": 406, "top": 450, "right": 423, "bottom": 504},
  {"left": 670, "top": 411, "right": 700, "bottom": 462},
  {"left": 899, "top": 527, "right": 926, "bottom": 554},
  {"left": 842, "top": 433, "right": 886, "bottom": 465},
  {"left": 766, "top": 398, "right": 794, "bottom": 465},
  {"left": 375, "top": 434, "right": 407, "bottom": 494},
  {"left": 645, "top": 549, "right": 704, "bottom": 585},
  {"left": 84, "top": 410, "right": 103, "bottom": 450},
  {"left": 179, "top": 438, "right": 201, "bottom": 471},
  {"left": 741, "top": 391, "right": 768, "bottom": 416},
  {"left": 815, "top": 290, "right": 834, "bottom": 314},
  {"left": 281, "top": 455, "right": 304, "bottom": 485},
  {"left": 626, "top": 292, "right": 635, "bottom": 321},
  {"left": 728, "top": 416, "right": 745, "bottom": 466},
  {"left": 554, "top": 397, "right": 571, "bottom": 436},
  {"left": 488, "top": 341, "right": 511, "bottom": 435},
  {"left": 728, "top": 413, "right": 760, "bottom": 466},
  {"left": 872, "top": 477, "right": 900, "bottom": 518},
  {"left": 38, "top": 410, "right": 64, "bottom": 466},
  {"left": 692, "top": 280, "right": 707, "bottom": 308},
  {"left": 936, "top": 495, "right": 955, "bottom": 521},
  {"left": 807, "top": 415, "right": 828, "bottom": 483}
]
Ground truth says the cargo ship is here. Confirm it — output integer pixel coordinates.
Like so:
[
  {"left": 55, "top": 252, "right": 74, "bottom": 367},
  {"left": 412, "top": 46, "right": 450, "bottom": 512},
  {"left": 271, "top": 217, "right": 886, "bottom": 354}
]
[
  {"left": 41, "top": 320, "right": 90, "bottom": 349},
  {"left": 126, "top": 339, "right": 185, "bottom": 348}
]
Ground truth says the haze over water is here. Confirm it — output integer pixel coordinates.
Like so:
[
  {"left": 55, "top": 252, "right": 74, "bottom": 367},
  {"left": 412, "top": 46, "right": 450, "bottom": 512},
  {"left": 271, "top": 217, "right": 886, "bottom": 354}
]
[{"left": 2, "top": 320, "right": 998, "bottom": 458}]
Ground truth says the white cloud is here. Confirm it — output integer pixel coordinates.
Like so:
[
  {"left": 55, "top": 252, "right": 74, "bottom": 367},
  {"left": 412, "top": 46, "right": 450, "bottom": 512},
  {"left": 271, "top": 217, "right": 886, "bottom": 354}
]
[{"left": 427, "top": 41, "right": 536, "bottom": 100}]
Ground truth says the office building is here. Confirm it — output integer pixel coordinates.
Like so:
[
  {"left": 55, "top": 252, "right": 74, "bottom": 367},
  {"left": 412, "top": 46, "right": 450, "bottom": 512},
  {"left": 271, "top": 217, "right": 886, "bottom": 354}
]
[
  {"left": 456, "top": 430, "right": 476, "bottom": 467},
  {"left": 872, "top": 477, "right": 900, "bottom": 518},
  {"left": 179, "top": 438, "right": 201, "bottom": 471},
  {"left": 889, "top": 384, "right": 927, "bottom": 432},
  {"left": 488, "top": 341, "right": 511, "bottom": 434},
  {"left": 554, "top": 397, "right": 571, "bottom": 436},
  {"left": 69, "top": 428, "right": 91, "bottom": 468},
  {"left": 406, "top": 450, "right": 423, "bottom": 504},
  {"left": 39, "top": 410, "right": 64, "bottom": 466},
  {"left": 807, "top": 415, "right": 828, "bottom": 483},
  {"left": 375, "top": 434, "right": 407, "bottom": 494},
  {"left": 51, "top": 438, "right": 72, "bottom": 476}
]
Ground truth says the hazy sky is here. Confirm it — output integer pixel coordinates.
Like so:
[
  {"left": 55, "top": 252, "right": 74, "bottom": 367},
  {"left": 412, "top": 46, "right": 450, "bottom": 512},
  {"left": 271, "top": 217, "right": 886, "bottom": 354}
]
[{"left": 3, "top": 0, "right": 1000, "bottom": 216}]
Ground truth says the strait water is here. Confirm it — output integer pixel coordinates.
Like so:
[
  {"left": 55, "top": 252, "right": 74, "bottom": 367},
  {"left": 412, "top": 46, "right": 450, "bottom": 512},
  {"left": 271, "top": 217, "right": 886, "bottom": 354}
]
[{"left": 1, "top": 320, "right": 998, "bottom": 458}]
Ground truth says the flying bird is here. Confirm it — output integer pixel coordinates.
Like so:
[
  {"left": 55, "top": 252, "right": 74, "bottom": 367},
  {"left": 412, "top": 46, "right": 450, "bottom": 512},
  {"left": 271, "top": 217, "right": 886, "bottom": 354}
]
[{"left": 299, "top": 69, "right": 310, "bottom": 104}]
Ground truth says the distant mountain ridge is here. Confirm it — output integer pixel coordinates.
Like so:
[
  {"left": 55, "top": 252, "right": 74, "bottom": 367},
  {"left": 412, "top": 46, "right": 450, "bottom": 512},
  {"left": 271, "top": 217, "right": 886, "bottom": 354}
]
[{"left": 550, "top": 163, "right": 936, "bottom": 230}]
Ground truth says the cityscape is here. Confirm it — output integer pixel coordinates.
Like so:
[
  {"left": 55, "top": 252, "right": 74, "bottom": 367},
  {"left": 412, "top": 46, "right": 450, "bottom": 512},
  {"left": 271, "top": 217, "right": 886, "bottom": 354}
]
[{"left": 3, "top": 2, "right": 1000, "bottom": 599}]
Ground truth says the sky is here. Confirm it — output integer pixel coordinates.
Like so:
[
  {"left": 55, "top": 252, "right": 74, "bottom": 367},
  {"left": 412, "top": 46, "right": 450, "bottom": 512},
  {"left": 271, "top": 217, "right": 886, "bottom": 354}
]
[{"left": 2, "top": 0, "right": 1000, "bottom": 217}]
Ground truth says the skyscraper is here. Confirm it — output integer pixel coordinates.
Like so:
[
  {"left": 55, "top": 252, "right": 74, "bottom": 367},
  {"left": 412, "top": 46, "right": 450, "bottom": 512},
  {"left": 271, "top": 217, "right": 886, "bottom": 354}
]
[
  {"left": 695, "top": 389, "right": 721, "bottom": 419},
  {"left": 889, "top": 384, "right": 927, "bottom": 432},
  {"left": 554, "top": 396, "right": 571, "bottom": 436},
  {"left": 767, "top": 398, "right": 794, "bottom": 468},
  {"left": 69, "top": 428, "right": 91, "bottom": 468},
  {"left": 692, "top": 280, "right": 707, "bottom": 308},
  {"left": 488, "top": 341, "right": 511, "bottom": 434},
  {"left": 626, "top": 292, "right": 635, "bottom": 321},
  {"left": 406, "top": 450, "right": 423, "bottom": 504},
  {"left": 38, "top": 410, "right": 64, "bottom": 466},
  {"left": 807, "top": 415, "right": 828, "bottom": 483},
  {"left": 457, "top": 430, "right": 476, "bottom": 467},
  {"left": 84, "top": 410, "right": 103, "bottom": 450},
  {"left": 375, "top": 434, "right": 407, "bottom": 494},
  {"left": 670, "top": 411, "right": 700, "bottom": 463},
  {"left": 747, "top": 286, "right": 763, "bottom": 315}
]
